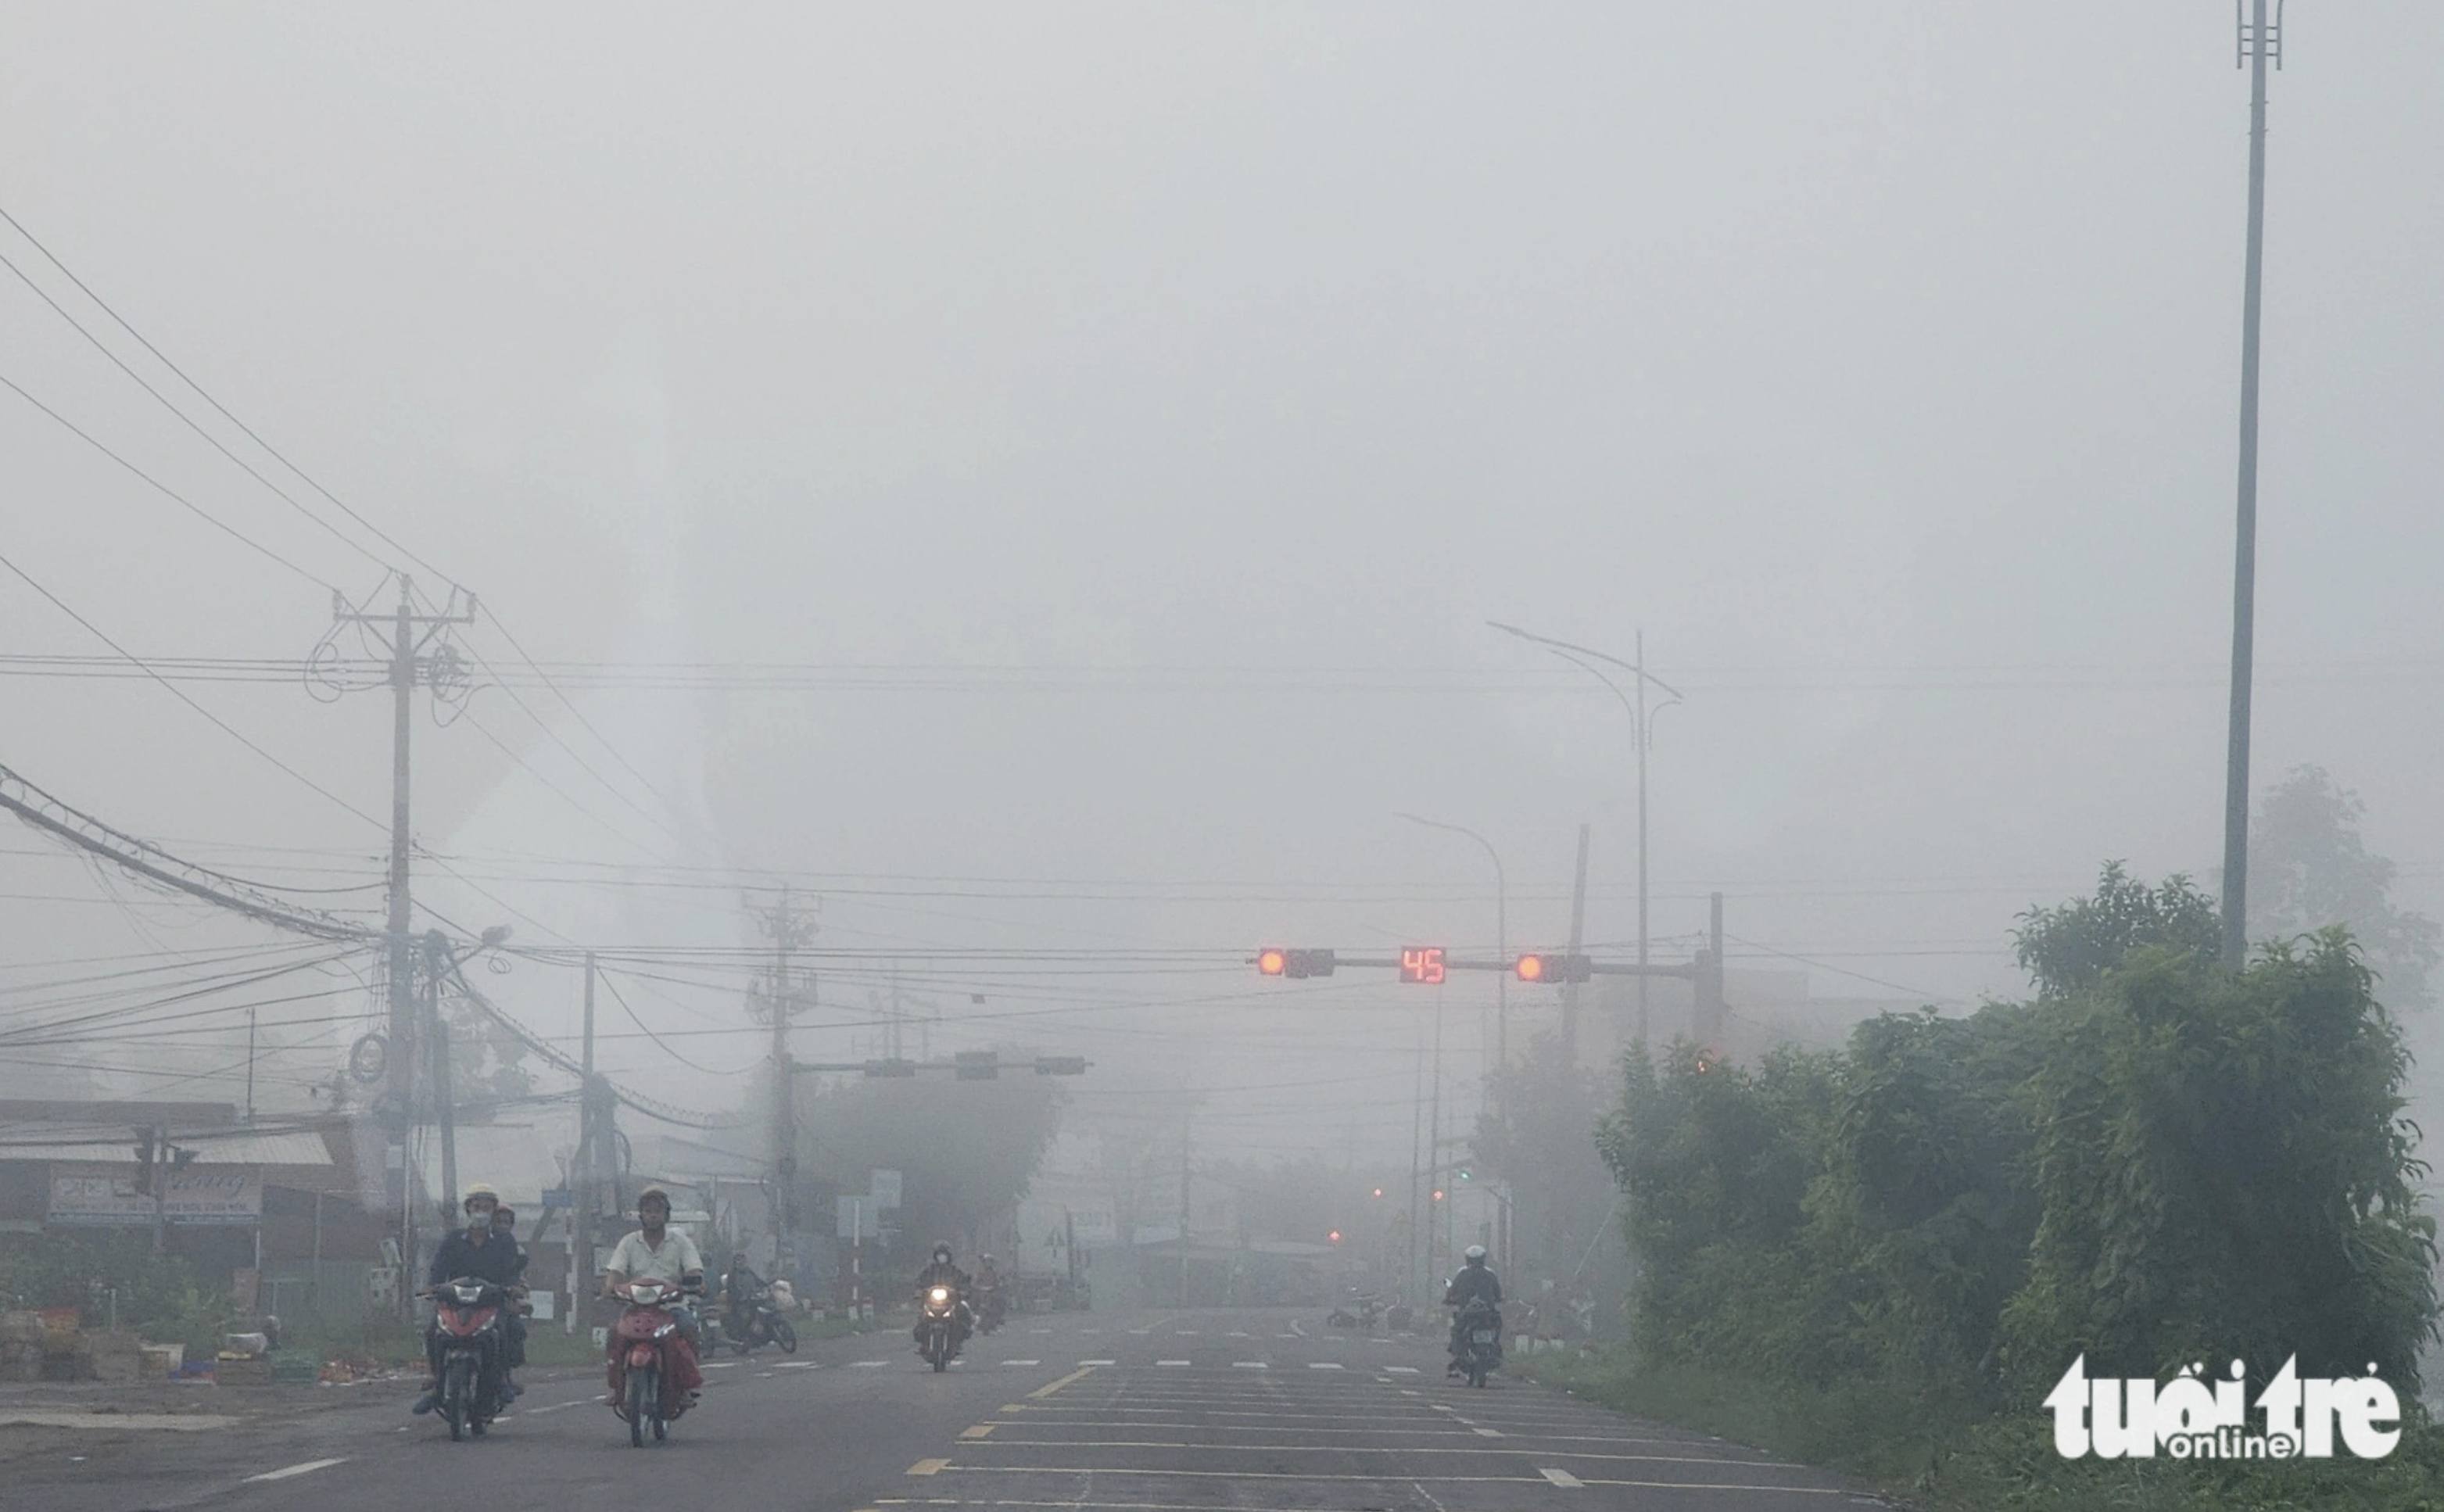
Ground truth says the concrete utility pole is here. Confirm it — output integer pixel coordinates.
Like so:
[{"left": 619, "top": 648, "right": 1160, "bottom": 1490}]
[
  {"left": 2221, "top": 0, "right": 2284, "bottom": 971},
  {"left": 572, "top": 951, "right": 597, "bottom": 1329},
  {"left": 323, "top": 573, "right": 475, "bottom": 1273},
  {"left": 748, "top": 887, "right": 819, "bottom": 1272},
  {"left": 425, "top": 932, "right": 458, "bottom": 1223}
]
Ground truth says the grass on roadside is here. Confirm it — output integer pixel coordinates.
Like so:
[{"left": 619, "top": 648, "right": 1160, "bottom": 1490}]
[{"left": 1518, "top": 1348, "right": 2444, "bottom": 1512}]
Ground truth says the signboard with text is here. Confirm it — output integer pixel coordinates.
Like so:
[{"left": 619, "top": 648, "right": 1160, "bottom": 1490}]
[{"left": 48, "top": 1164, "right": 263, "bottom": 1227}]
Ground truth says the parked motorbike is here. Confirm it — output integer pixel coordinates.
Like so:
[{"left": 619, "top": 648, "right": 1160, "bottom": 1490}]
[
  {"left": 425, "top": 1277, "right": 514, "bottom": 1441},
  {"left": 917, "top": 1283, "right": 966, "bottom": 1371},
  {"left": 1327, "top": 1291, "right": 1385, "bottom": 1329},
  {"left": 1453, "top": 1295, "right": 1503, "bottom": 1388},
  {"left": 611, "top": 1278, "right": 696, "bottom": 1446}
]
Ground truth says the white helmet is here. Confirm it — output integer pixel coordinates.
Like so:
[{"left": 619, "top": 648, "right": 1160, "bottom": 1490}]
[{"left": 1464, "top": 1245, "right": 1488, "bottom": 1266}]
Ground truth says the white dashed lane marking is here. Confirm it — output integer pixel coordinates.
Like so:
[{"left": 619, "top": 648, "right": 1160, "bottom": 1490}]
[
  {"left": 243, "top": 1459, "right": 346, "bottom": 1484},
  {"left": 1540, "top": 1467, "right": 1586, "bottom": 1488}
]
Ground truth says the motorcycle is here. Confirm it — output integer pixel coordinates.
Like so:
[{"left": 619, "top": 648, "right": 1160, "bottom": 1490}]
[
  {"left": 425, "top": 1277, "right": 514, "bottom": 1441},
  {"left": 1327, "top": 1291, "right": 1385, "bottom": 1329},
  {"left": 726, "top": 1288, "right": 799, "bottom": 1355},
  {"left": 917, "top": 1282, "right": 966, "bottom": 1371},
  {"left": 611, "top": 1278, "right": 696, "bottom": 1446},
  {"left": 974, "top": 1283, "right": 1007, "bottom": 1336},
  {"left": 1453, "top": 1295, "right": 1503, "bottom": 1388}
]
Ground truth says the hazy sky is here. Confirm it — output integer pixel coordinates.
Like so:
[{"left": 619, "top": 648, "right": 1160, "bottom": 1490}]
[{"left": 4, "top": 4, "right": 2439, "bottom": 1159}]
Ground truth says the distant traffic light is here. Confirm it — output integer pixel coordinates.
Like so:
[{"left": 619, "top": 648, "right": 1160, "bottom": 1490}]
[
  {"left": 1371, "top": 1187, "right": 1385, "bottom": 1198},
  {"left": 1328, "top": 1230, "right": 1342, "bottom": 1245},
  {"left": 1256, "top": 948, "right": 1335, "bottom": 979},
  {"left": 1432, "top": 1188, "right": 1446, "bottom": 1202},
  {"left": 1514, "top": 951, "right": 1591, "bottom": 984}
]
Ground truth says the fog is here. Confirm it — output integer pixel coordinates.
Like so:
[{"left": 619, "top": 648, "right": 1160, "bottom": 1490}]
[{"left": 4, "top": 2, "right": 2441, "bottom": 1191}]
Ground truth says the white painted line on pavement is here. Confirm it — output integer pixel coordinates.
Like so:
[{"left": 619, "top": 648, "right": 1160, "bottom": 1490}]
[
  {"left": 1385, "top": 1366, "right": 1421, "bottom": 1374},
  {"left": 1078, "top": 1358, "right": 1116, "bottom": 1366},
  {"left": 1156, "top": 1359, "right": 1191, "bottom": 1367},
  {"left": 523, "top": 1400, "right": 586, "bottom": 1414},
  {"left": 1173, "top": 1330, "right": 1199, "bottom": 1336},
  {"left": 1306, "top": 1362, "right": 1344, "bottom": 1370},
  {"left": 849, "top": 1360, "right": 891, "bottom": 1367},
  {"left": 1288, "top": 1318, "right": 1309, "bottom": 1338},
  {"left": 702, "top": 1361, "right": 737, "bottom": 1370},
  {"left": 1002, "top": 1359, "right": 1041, "bottom": 1367},
  {"left": 243, "top": 1459, "right": 347, "bottom": 1485},
  {"left": 1540, "top": 1467, "right": 1585, "bottom": 1488},
  {"left": 776, "top": 1360, "right": 819, "bottom": 1369},
  {"left": 1030, "top": 1327, "right": 1053, "bottom": 1335},
  {"left": 758, "top": 1370, "right": 777, "bottom": 1378},
  {"left": 1232, "top": 1361, "right": 1268, "bottom": 1369},
  {"left": 1227, "top": 1330, "right": 1251, "bottom": 1338},
  {"left": 1475, "top": 1427, "right": 1505, "bottom": 1438}
]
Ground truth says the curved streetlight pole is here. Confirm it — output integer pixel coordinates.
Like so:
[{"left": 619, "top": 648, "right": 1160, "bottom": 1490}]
[{"left": 1489, "top": 622, "right": 1683, "bottom": 1044}]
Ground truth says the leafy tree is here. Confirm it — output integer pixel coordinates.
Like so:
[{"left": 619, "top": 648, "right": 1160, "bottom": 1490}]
[
  {"left": 2250, "top": 765, "right": 2442, "bottom": 1011},
  {"left": 2011, "top": 862, "right": 2219, "bottom": 998},
  {"left": 793, "top": 1058, "right": 1063, "bottom": 1266},
  {"left": 1475, "top": 1031, "right": 1630, "bottom": 1314},
  {"left": 2000, "top": 933, "right": 2436, "bottom": 1389}
]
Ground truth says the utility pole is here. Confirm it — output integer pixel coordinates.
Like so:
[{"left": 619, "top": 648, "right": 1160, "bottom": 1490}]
[
  {"left": 572, "top": 951, "right": 597, "bottom": 1331},
  {"left": 243, "top": 1009, "right": 256, "bottom": 1123},
  {"left": 324, "top": 574, "right": 475, "bottom": 1270},
  {"left": 1561, "top": 824, "right": 1590, "bottom": 1061},
  {"left": 2221, "top": 0, "right": 2282, "bottom": 971},
  {"left": 425, "top": 931, "right": 458, "bottom": 1223},
  {"left": 748, "top": 887, "right": 819, "bottom": 1273},
  {"left": 1693, "top": 891, "right": 1726, "bottom": 1044},
  {"left": 1177, "top": 1112, "right": 1192, "bottom": 1306}
]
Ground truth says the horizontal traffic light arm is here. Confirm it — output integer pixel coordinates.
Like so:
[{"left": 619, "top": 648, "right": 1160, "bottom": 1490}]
[
  {"left": 1251, "top": 951, "right": 1695, "bottom": 980},
  {"left": 788, "top": 1055, "right": 1092, "bottom": 1077}
]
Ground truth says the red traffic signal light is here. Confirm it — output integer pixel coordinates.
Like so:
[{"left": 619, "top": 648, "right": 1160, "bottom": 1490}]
[
  {"left": 1514, "top": 951, "right": 1591, "bottom": 984},
  {"left": 1432, "top": 1188, "right": 1446, "bottom": 1202},
  {"left": 1328, "top": 1230, "right": 1342, "bottom": 1244},
  {"left": 1371, "top": 1187, "right": 1385, "bottom": 1198},
  {"left": 1256, "top": 948, "right": 1335, "bottom": 979}
]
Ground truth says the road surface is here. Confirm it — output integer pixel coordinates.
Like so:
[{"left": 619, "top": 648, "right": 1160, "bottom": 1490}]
[{"left": 3, "top": 1306, "right": 1883, "bottom": 1512}]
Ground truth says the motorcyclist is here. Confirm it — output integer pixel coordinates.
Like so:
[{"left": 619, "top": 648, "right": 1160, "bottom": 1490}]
[
  {"left": 600, "top": 1186, "right": 706, "bottom": 1408},
  {"left": 912, "top": 1242, "right": 973, "bottom": 1350},
  {"left": 973, "top": 1252, "right": 1005, "bottom": 1328},
  {"left": 488, "top": 1202, "right": 530, "bottom": 1399},
  {"left": 723, "top": 1250, "right": 767, "bottom": 1339},
  {"left": 411, "top": 1183, "right": 525, "bottom": 1415},
  {"left": 1442, "top": 1245, "right": 1502, "bottom": 1377}
]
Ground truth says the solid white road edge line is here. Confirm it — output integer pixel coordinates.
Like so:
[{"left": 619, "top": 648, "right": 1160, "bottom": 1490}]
[{"left": 243, "top": 1458, "right": 347, "bottom": 1484}]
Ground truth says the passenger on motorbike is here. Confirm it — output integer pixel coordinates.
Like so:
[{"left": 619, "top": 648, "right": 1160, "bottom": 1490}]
[
  {"left": 723, "top": 1251, "right": 767, "bottom": 1338},
  {"left": 601, "top": 1187, "right": 706, "bottom": 1407},
  {"left": 1442, "top": 1245, "right": 1502, "bottom": 1377},
  {"left": 973, "top": 1253, "right": 1005, "bottom": 1328},
  {"left": 912, "top": 1242, "right": 973, "bottom": 1349},
  {"left": 488, "top": 1203, "right": 530, "bottom": 1398},
  {"left": 412, "top": 1183, "right": 525, "bottom": 1415}
]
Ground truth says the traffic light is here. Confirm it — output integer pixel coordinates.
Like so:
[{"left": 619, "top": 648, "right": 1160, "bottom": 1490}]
[
  {"left": 1371, "top": 1187, "right": 1385, "bottom": 1198},
  {"left": 1514, "top": 951, "right": 1591, "bottom": 984},
  {"left": 1328, "top": 1229, "right": 1342, "bottom": 1245},
  {"left": 864, "top": 1059, "right": 918, "bottom": 1077},
  {"left": 1432, "top": 1188, "right": 1446, "bottom": 1202},
  {"left": 955, "top": 1050, "right": 999, "bottom": 1080},
  {"left": 1457, "top": 1166, "right": 1472, "bottom": 1182},
  {"left": 1256, "top": 948, "right": 1335, "bottom": 979},
  {"left": 133, "top": 1127, "right": 156, "bottom": 1193}
]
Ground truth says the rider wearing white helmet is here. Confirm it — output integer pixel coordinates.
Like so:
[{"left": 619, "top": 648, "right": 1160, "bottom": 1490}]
[{"left": 1442, "top": 1245, "right": 1502, "bottom": 1376}]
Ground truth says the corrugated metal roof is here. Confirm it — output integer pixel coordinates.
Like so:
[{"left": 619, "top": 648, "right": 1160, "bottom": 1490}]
[{"left": 0, "top": 1124, "right": 333, "bottom": 1167}]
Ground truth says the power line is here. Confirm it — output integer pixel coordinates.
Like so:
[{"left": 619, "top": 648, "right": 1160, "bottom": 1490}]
[
  {"left": 0, "top": 371, "right": 331, "bottom": 590},
  {"left": 597, "top": 965, "right": 756, "bottom": 1077},
  {"left": 0, "top": 202, "right": 446, "bottom": 586},
  {"left": 0, "top": 245, "right": 392, "bottom": 576}
]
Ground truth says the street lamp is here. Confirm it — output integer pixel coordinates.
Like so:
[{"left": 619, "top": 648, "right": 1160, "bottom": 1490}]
[{"left": 1488, "top": 622, "right": 1683, "bottom": 1044}]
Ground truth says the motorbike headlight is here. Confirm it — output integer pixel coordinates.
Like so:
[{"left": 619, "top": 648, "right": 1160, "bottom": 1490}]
[
  {"left": 453, "top": 1285, "right": 482, "bottom": 1304},
  {"left": 633, "top": 1284, "right": 661, "bottom": 1305},
  {"left": 929, "top": 1287, "right": 951, "bottom": 1303}
]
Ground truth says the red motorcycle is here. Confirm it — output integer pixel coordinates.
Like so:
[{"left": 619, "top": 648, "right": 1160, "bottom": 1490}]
[
  {"left": 425, "top": 1277, "right": 514, "bottom": 1441},
  {"left": 608, "top": 1278, "right": 701, "bottom": 1447}
]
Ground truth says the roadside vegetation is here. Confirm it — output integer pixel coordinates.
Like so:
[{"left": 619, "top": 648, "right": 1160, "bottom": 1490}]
[{"left": 1559, "top": 820, "right": 2444, "bottom": 1510}]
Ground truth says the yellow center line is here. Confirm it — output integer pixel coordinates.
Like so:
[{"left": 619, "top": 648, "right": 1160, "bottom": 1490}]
[
  {"left": 959, "top": 1424, "right": 998, "bottom": 1440},
  {"left": 1027, "top": 1364, "right": 1098, "bottom": 1399},
  {"left": 906, "top": 1458, "right": 951, "bottom": 1477}
]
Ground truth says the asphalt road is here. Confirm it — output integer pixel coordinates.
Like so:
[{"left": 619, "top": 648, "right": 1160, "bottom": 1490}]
[{"left": 3, "top": 1306, "right": 1884, "bottom": 1512}]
